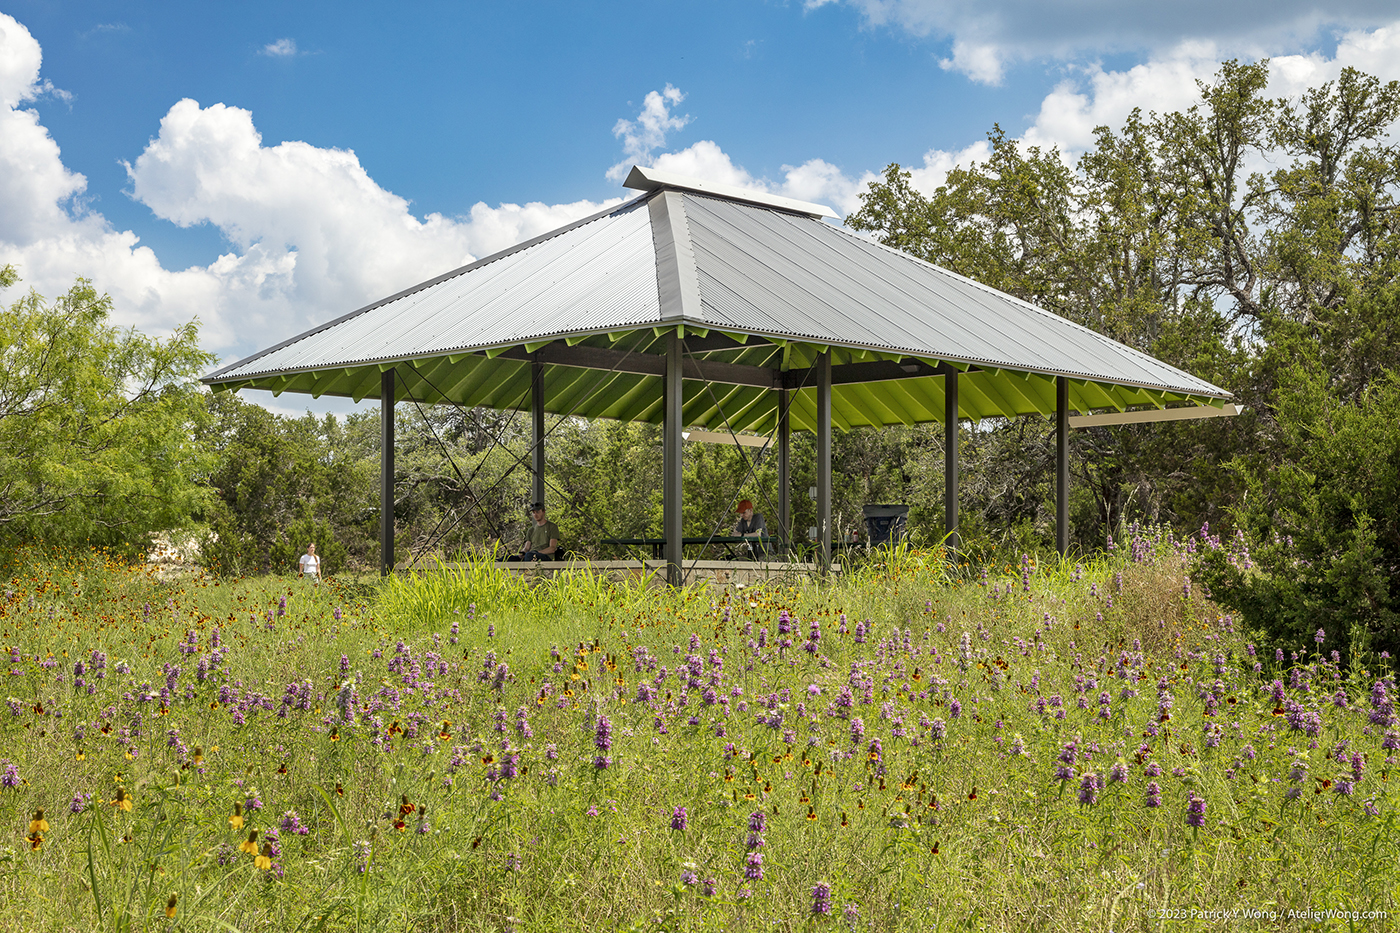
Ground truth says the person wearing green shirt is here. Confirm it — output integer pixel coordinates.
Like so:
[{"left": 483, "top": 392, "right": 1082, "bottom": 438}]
[{"left": 510, "top": 502, "right": 563, "bottom": 561}]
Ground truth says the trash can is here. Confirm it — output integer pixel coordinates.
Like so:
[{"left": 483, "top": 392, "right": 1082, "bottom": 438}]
[{"left": 862, "top": 504, "right": 910, "bottom": 547}]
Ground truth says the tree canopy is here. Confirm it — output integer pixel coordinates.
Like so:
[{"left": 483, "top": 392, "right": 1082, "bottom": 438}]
[{"left": 0, "top": 267, "right": 213, "bottom": 553}]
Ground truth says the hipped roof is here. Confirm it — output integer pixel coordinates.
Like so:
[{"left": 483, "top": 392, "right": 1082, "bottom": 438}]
[{"left": 204, "top": 170, "right": 1230, "bottom": 434}]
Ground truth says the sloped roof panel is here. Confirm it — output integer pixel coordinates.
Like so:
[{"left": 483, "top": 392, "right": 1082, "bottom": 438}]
[
  {"left": 212, "top": 198, "right": 663, "bottom": 379},
  {"left": 680, "top": 192, "right": 1222, "bottom": 396}
]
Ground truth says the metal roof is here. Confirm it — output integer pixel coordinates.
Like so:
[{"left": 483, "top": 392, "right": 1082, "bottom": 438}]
[
  {"left": 205, "top": 171, "right": 1231, "bottom": 434},
  {"left": 622, "top": 164, "right": 839, "bottom": 219}
]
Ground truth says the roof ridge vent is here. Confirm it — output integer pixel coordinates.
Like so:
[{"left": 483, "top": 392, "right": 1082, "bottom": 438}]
[{"left": 622, "top": 165, "right": 838, "bottom": 220}]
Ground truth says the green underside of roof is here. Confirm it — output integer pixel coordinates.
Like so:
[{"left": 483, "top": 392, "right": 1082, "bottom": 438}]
[{"left": 209, "top": 328, "right": 1222, "bottom": 432}]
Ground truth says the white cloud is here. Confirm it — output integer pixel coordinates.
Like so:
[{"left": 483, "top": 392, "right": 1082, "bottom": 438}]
[
  {"left": 79, "top": 23, "right": 130, "bottom": 40},
  {"left": 1009, "top": 24, "right": 1400, "bottom": 159},
  {"left": 642, "top": 138, "right": 876, "bottom": 218},
  {"left": 609, "top": 85, "right": 878, "bottom": 218},
  {"left": 607, "top": 85, "right": 691, "bottom": 181},
  {"left": 0, "top": 13, "right": 43, "bottom": 108},
  {"left": 1019, "top": 43, "right": 1225, "bottom": 154},
  {"left": 816, "top": 1, "right": 1400, "bottom": 83},
  {"left": 0, "top": 15, "right": 619, "bottom": 362},
  {"left": 260, "top": 38, "right": 298, "bottom": 58},
  {"left": 939, "top": 40, "right": 1004, "bottom": 86},
  {"left": 904, "top": 140, "right": 994, "bottom": 195}
]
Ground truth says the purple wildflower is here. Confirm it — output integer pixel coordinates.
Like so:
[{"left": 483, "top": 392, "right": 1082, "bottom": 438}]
[
  {"left": 280, "top": 810, "right": 310, "bottom": 835},
  {"left": 670, "top": 806, "right": 688, "bottom": 832},
  {"left": 812, "top": 882, "right": 832, "bottom": 916},
  {"left": 1186, "top": 794, "right": 1206, "bottom": 828},
  {"left": 1078, "top": 772, "right": 1099, "bottom": 806}
]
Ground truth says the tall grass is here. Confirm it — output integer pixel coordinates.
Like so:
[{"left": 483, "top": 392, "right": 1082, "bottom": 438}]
[{"left": 1, "top": 538, "right": 1395, "bottom": 931}]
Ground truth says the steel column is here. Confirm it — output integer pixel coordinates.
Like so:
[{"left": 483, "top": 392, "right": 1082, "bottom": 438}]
[
  {"left": 531, "top": 356, "right": 546, "bottom": 507},
  {"left": 380, "top": 369, "right": 395, "bottom": 577},
  {"left": 778, "top": 388, "right": 790, "bottom": 554},
  {"left": 1056, "top": 376, "right": 1070, "bottom": 556},
  {"left": 945, "top": 371, "right": 960, "bottom": 554},
  {"left": 663, "top": 333, "right": 684, "bottom": 586},
  {"left": 816, "top": 352, "right": 832, "bottom": 574}
]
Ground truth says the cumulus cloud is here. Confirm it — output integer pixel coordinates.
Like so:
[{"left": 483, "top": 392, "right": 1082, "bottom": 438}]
[
  {"left": 643, "top": 138, "right": 876, "bottom": 218},
  {"left": 609, "top": 86, "right": 879, "bottom": 217},
  {"left": 0, "top": 13, "right": 619, "bottom": 362},
  {"left": 814, "top": 1, "right": 1400, "bottom": 83},
  {"left": 940, "top": 40, "right": 1005, "bottom": 86},
  {"left": 259, "top": 38, "right": 299, "bottom": 58},
  {"left": 1012, "top": 26, "right": 1400, "bottom": 159},
  {"left": 607, "top": 85, "right": 691, "bottom": 181}
]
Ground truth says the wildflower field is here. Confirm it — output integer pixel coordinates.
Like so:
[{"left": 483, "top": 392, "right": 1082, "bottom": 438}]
[{"left": 1, "top": 537, "right": 1396, "bottom": 932}]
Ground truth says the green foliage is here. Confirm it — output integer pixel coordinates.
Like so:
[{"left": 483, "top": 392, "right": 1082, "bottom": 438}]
[
  {"left": 199, "top": 392, "right": 378, "bottom": 575},
  {"left": 0, "top": 269, "right": 213, "bottom": 554},
  {"left": 1197, "top": 369, "right": 1400, "bottom": 661}
]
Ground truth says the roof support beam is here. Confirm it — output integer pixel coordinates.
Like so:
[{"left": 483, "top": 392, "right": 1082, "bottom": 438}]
[
  {"left": 816, "top": 351, "right": 832, "bottom": 575},
  {"left": 778, "top": 388, "right": 791, "bottom": 552},
  {"left": 783, "top": 358, "right": 973, "bottom": 389},
  {"left": 381, "top": 369, "right": 395, "bottom": 577},
  {"left": 945, "top": 370, "right": 960, "bottom": 554},
  {"left": 684, "top": 333, "right": 779, "bottom": 353},
  {"left": 1069, "top": 403, "right": 1241, "bottom": 428},
  {"left": 1057, "top": 376, "right": 1069, "bottom": 556},
  {"left": 663, "top": 333, "right": 684, "bottom": 586},
  {"left": 487, "top": 344, "right": 776, "bottom": 389},
  {"left": 531, "top": 355, "right": 546, "bottom": 509}
]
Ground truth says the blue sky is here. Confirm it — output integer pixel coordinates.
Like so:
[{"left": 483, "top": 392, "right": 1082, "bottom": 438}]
[{"left": 3, "top": 2, "right": 1399, "bottom": 415}]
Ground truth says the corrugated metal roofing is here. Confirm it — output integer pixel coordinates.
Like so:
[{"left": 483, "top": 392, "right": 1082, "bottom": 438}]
[
  {"left": 205, "top": 181, "right": 1231, "bottom": 433},
  {"left": 680, "top": 193, "right": 1221, "bottom": 394}
]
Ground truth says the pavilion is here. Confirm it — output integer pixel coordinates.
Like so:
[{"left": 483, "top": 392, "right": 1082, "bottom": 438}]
[{"left": 203, "top": 166, "right": 1234, "bottom": 584}]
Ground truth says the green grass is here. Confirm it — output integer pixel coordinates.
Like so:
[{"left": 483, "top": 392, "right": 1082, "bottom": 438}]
[{"left": 0, "top": 539, "right": 1395, "bottom": 931}]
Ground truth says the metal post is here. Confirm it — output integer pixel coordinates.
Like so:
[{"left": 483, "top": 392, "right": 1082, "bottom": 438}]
[
  {"left": 816, "top": 352, "right": 832, "bottom": 574},
  {"left": 663, "top": 333, "right": 684, "bottom": 586},
  {"left": 944, "top": 370, "right": 960, "bottom": 554},
  {"left": 380, "top": 368, "right": 395, "bottom": 577},
  {"left": 778, "top": 388, "right": 790, "bottom": 556},
  {"left": 531, "top": 356, "right": 546, "bottom": 508},
  {"left": 1056, "top": 376, "right": 1069, "bottom": 556}
]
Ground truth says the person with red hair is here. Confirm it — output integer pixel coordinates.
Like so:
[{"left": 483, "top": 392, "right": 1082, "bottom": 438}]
[{"left": 733, "top": 499, "right": 768, "bottom": 559}]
